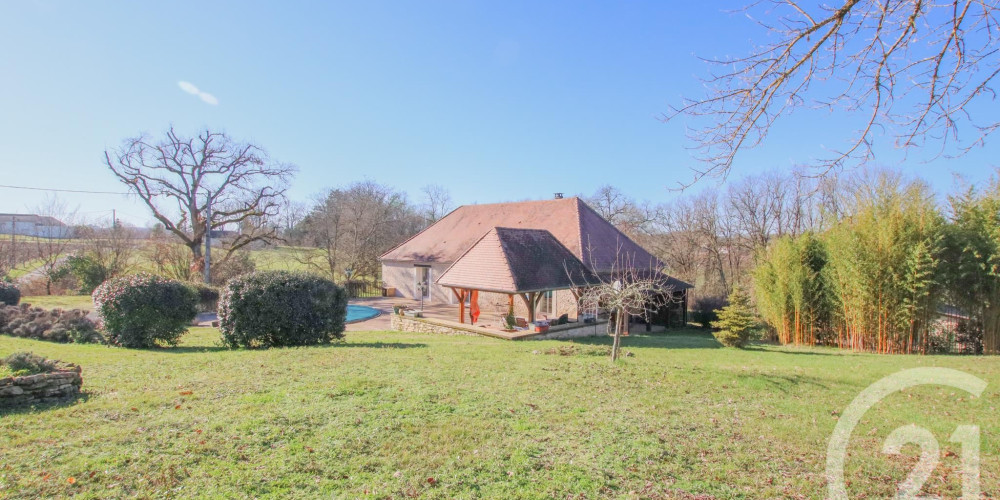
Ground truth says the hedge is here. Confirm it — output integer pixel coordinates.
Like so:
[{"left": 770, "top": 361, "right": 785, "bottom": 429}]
[
  {"left": 219, "top": 271, "right": 347, "bottom": 349},
  {"left": 92, "top": 274, "right": 198, "bottom": 348}
]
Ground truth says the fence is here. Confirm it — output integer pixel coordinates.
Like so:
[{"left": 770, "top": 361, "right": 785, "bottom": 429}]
[{"left": 344, "top": 279, "right": 382, "bottom": 299}]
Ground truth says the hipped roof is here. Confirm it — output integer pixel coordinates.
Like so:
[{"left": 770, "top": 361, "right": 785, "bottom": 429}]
[
  {"left": 380, "top": 197, "right": 661, "bottom": 273},
  {"left": 435, "top": 227, "right": 598, "bottom": 294}
]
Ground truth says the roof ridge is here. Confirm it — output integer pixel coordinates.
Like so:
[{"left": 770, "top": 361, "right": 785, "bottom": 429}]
[
  {"left": 433, "top": 227, "right": 498, "bottom": 282},
  {"left": 493, "top": 227, "right": 521, "bottom": 292}
]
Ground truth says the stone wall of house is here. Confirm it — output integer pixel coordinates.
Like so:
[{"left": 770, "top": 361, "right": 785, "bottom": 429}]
[
  {"left": 381, "top": 261, "right": 454, "bottom": 304},
  {"left": 474, "top": 289, "right": 583, "bottom": 323},
  {"left": 0, "top": 366, "right": 82, "bottom": 407}
]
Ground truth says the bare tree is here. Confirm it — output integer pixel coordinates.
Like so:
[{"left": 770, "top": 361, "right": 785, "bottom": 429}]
[
  {"left": 104, "top": 127, "right": 296, "bottom": 270},
  {"left": 577, "top": 253, "right": 677, "bottom": 361},
  {"left": 667, "top": 1, "right": 1000, "bottom": 182},
  {"left": 300, "top": 181, "right": 423, "bottom": 282},
  {"left": 32, "top": 196, "right": 77, "bottom": 295},
  {"left": 420, "top": 184, "right": 454, "bottom": 224},
  {"left": 70, "top": 218, "right": 138, "bottom": 292},
  {"left": 146, "top": 224, "right": 195, "bottom": 281},
  {"left": 584, "top": 185, "right": 661, "bottom": 239}
]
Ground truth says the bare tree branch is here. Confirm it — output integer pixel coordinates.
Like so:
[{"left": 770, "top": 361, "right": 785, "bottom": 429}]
[{"left": 666, "top": 0, "right": 1000, "bottom": 184}]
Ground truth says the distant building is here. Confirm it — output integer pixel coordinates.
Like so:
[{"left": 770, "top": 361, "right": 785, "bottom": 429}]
[{"left": 0, "top": 214, "right": 73, "bottom": 238}]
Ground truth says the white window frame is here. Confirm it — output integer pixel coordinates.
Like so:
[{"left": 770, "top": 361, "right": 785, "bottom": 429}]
[{"left": 538, "top": 290, "right": 555, "bottom": 316}]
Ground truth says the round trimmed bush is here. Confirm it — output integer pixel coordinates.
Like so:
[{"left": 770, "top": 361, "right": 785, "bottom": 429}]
[
  {"left": 219, "top": 271, "right": 348, "bottom": 349},
  {"left": 0, "top": 281, "right": 20, "bottom": 306},
  {"left": 92, "top": 274, "right": 198, "bottom": 348}
]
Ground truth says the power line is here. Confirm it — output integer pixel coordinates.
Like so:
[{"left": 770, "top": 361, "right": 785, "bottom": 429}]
[{"left": 0, "top": 183, "right": 130, "bottom": 195}]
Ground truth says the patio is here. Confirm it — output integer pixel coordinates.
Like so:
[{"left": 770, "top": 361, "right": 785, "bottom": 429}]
[{"left": 348, "top": 296, "right": 672, "bottom": 340}]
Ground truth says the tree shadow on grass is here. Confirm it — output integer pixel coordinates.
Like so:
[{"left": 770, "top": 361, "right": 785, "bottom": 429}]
[
  {"left": 741, "top": 345, "right": 841, "bottom": 356},
  {"left": 155, "top": 345, "right": 230, "bottom": 354},
  {"left": 328, "top": 342, "right": 428, "bottom": 349},
  {"left": 158, "top": 342, "right": 429, "bottom": 354},
  {"left": 732, "top": 372, "right": 830, "bottom": 393},
  {"left": 570, "top": 331, "right": 724, "bottom": 350},
  {"left": 0, "top": 392, "right": 90, "bottom": 416}
]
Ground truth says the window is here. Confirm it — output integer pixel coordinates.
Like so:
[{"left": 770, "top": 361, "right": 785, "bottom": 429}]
[{"left": 538, "top": 290, "right": 555, "bottom": 316}]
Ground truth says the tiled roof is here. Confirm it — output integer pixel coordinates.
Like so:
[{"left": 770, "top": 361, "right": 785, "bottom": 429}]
[
  {"left": 436, "top": 227, "right": 598, "bottom": 293},
  {"left": 380, "top": 197, "right": 661, "bottom": 273},
  {"left": 0, "top": 214, "right": 66, "bottom": 226}
]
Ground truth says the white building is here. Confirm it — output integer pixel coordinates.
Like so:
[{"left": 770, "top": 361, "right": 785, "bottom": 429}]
[{"left": 0, "top": 214, "right": 73, "bottom": 238}]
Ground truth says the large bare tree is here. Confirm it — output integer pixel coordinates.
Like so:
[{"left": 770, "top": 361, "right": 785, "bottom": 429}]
[
  {"left": 667, "top": 0, "right": 1000, "bottom": 182},
  {"left": 104, "top": 128, "right": 295, "bottom": 268}
]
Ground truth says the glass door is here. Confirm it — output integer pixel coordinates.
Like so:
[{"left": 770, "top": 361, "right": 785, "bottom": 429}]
[{"left": 416, "top": 266, "right": 431, "bottom": 300}]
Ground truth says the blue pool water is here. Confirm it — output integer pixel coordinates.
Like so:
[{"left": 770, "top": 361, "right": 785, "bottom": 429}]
[{"left": 346, "top": 305, "right": 380, "bottom": 323}]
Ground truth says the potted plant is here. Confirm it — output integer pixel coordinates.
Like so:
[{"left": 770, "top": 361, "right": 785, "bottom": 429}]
[{"left": 501, "top": 312, "right": 517, "bottom": 332}]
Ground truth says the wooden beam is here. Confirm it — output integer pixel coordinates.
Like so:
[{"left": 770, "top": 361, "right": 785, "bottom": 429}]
[{"left": 450, "top": 288, "right": 467, "bottom": 324}]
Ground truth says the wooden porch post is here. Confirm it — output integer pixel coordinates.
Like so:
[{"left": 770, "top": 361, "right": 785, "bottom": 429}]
[
  {"left": 519, "top": 292, "right": 537, "bottom": 323},
  {"left": 682, "top": 290, "right": 688, "bottom": 325},
  {"left": 450, "top": 287, "right": 468, "bottom": 323}
]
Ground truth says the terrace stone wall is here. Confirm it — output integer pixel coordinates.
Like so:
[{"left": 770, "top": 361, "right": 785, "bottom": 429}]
[
  {"left": 0, "top": 366, "right": 82, "bottom": 407},
  {"left": 391, "top": 313, "right": 607, "bottom": 341},
  {"left": 391, "top": 314, "right": 480, "bottom": 337}
]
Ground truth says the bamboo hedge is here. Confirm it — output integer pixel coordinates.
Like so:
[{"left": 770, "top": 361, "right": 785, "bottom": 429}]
[{"left": 754, "top": 173, "right": 1000, "bottom": 354}]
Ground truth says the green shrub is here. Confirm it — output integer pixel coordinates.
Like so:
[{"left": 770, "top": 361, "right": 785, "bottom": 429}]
[
  {"left": 0, "top": 281, "right": 20, "bottom": 306},
  {"left": 0, "top": 304, "right": 102, "bottom": 344},
  {"left": 93, "top": 273, "right": 198, "bottom": 348},
  {"left": 186, "top": 282, "right": 220, "bottom": 312},
  {"left": 64, "top": 255, "right": 111, "bottom": 294},
  {"left": 711, "top": 287, "right": 760, "bottom": 348},
  {"left": 691, "top": 295, "right": 726, "bottom": 328},
  {"left": 2, "top": 351, "right": 58, "bottom": 376},
  {"left": 219, "top": 271, "right": 348, "bottom": 349}
]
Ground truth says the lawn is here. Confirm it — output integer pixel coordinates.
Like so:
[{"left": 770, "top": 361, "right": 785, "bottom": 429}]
[
  {"left": 20, "top": 294, "right": 93, "bottom": 311},
  {"left": 0, "top": 328, "right": 998, "bottom": 498}
]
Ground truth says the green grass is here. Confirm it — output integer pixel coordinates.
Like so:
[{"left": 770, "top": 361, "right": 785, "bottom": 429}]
[
  {"left": 20, "top": 295, "right": 93, "bottom": 311},
  {"left": 0, "top": 329, "right": 998, "bottom": 498},
  {"left": 7, "top": 258, "right": 44, "bottom": 280}
]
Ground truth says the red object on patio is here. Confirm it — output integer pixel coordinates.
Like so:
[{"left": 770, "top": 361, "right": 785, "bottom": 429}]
[{"left": 470, "top": 290, "right": 480, "bottom": 324}]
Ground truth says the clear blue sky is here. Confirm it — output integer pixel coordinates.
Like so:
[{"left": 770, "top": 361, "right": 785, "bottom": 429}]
[{"left": 1, "top": 1, "right": 996, "bottom": 226}]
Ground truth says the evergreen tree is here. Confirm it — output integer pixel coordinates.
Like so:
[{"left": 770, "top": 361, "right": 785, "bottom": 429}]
[{"left": 712, "top": 286, "right": 759, "bottom": 348}]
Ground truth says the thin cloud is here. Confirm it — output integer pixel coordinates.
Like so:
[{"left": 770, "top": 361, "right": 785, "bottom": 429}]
[{"left": 177, "top": 80, "right": 219, "bottom": 106}]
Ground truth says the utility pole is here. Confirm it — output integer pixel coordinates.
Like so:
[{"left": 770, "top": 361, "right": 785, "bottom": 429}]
[
  {"left": 204, "top": 192, "right": 212, "bottom": 284},
  {"left": 112, "top": 209, "right": 117, "bottom": 229},
  {"left": 9, "top": 215, "right": 15, "bottom": 269}
]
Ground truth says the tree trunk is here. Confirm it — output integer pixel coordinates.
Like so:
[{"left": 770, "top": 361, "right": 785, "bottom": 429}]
[{"left": 611, "top": 310, "right": 624, "bottom": 361}]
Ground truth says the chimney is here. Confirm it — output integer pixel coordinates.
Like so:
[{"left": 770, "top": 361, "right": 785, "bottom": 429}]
[{"left": 553, "top": 193, "right": 564, "bottom": 199}]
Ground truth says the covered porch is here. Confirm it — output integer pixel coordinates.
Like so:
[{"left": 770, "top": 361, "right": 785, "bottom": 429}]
[{"left": 433, "top": 227, "right": 599, "bottom": 328}]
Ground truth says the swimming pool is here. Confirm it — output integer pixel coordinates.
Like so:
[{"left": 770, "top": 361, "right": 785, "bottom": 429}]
[{"left": 346, "top": 304, "right": 380, "bottom": 323}]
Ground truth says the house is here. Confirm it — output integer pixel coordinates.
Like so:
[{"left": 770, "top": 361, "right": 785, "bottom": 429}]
[
  {"left": 0, "top": 214, "right": 72, "bottom": 239},
  {"left": 380, "top": 196, "right": 691, "bottom": 324}
]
